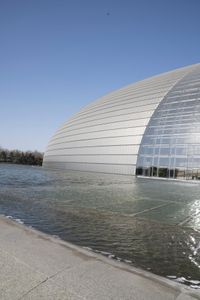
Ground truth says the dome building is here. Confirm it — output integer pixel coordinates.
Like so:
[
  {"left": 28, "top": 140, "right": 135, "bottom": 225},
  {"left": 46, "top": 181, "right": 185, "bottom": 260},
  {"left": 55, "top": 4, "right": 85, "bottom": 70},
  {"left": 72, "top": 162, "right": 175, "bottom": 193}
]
[{"left": 43, "top": 63, "right": 200, "bottom": 180}]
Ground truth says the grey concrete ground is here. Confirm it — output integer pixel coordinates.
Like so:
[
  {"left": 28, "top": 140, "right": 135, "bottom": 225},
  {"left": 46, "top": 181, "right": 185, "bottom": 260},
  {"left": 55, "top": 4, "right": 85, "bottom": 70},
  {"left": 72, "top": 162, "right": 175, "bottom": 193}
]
[{"left": 0, "top": 215, "right": 199, "bottom": 300}]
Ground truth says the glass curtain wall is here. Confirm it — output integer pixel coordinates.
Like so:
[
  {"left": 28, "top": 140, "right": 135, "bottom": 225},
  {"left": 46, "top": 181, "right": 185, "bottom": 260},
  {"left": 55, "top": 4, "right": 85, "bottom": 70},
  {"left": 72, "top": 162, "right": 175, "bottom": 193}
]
[{"left": 136, "top": 67, "right": 200, "bottom": 180}]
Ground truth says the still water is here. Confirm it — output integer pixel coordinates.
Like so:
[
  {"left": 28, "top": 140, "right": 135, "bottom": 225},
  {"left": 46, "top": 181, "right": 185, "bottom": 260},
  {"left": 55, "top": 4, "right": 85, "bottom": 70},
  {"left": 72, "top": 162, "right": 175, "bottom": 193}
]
[{"left": 0, "top": 163, "right": 200, "bottom": 287}]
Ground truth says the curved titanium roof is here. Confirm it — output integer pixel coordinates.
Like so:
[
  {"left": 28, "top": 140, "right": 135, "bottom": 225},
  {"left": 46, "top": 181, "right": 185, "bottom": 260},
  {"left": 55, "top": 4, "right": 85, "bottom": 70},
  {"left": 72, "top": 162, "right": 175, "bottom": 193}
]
[{"left": 43, "top": 63, "right": 200, "bottom": 175}]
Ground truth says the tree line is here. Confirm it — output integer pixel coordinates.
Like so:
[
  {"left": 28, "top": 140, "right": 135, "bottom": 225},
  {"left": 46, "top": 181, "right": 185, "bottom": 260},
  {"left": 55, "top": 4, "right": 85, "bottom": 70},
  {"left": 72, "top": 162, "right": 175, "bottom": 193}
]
[{"left": 0, "top": 147, "right": 43, "bottom": 166}]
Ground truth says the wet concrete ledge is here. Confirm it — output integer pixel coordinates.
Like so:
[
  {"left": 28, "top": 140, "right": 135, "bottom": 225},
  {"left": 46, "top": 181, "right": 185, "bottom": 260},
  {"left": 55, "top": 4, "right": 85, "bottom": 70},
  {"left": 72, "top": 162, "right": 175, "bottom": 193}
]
[{"left": 0, "top": 215, "right": 199, "bottom": 300}]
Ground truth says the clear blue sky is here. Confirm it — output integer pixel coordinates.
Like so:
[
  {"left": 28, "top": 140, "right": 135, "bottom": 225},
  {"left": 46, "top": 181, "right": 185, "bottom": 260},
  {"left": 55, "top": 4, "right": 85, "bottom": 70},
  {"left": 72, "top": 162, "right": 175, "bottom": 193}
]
[{"left": 1, "top": 0, "right": 200, "bottom": 152}]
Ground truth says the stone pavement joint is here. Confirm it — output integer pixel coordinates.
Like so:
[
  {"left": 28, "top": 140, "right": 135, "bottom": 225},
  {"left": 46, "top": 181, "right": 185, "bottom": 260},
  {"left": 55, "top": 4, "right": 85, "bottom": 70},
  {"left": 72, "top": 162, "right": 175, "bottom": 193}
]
[
  {"left": 18, "top": 266, "right": 71, "bottom": 300},
  {"left": 0, "top": 215, "right": 199, "bottom": 300},
  {"left": 19, "top": 276, "right": 49, "bottom": 300}
]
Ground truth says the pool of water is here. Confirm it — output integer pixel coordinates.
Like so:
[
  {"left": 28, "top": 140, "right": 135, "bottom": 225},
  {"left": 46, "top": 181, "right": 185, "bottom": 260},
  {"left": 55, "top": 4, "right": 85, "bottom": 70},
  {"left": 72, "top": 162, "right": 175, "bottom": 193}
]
[{"left": 0, "top": 163, "right": 200, "bottom": 287}]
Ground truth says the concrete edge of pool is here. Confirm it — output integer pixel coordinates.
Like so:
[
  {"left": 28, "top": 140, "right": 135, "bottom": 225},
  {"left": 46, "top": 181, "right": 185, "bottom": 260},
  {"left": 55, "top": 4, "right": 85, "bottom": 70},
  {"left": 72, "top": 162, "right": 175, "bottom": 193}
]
[{"left": 0, "top": 215, "right": 199, "bottom": 300}]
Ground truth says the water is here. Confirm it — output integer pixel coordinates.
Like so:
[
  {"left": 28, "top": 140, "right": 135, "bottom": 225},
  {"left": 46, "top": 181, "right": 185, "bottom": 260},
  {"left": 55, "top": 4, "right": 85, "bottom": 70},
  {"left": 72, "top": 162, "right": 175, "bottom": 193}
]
[{"left": 0, "top": 163, "right": 200, "bottom": 287}]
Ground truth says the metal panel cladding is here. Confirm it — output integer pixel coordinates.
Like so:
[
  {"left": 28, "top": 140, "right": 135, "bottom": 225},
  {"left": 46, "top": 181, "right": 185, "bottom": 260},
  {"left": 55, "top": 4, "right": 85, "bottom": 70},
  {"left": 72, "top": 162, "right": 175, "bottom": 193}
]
[{"left": 43, "top": 64, "right": 200, "bottom": 175}]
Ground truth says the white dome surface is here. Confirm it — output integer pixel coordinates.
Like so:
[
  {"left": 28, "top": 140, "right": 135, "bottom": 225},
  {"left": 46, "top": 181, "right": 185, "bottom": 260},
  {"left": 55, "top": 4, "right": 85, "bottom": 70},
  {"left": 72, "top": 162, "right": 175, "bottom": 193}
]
[{"left": 43, "top": 63, "right": 200, "bottom": 178}]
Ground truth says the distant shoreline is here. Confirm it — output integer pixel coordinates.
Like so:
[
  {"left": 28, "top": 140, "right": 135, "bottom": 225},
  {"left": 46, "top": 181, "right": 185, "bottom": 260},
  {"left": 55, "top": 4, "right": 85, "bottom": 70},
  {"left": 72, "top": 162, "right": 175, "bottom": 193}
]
[
  {"left": 0, "top": 148, "right": 43, "bottom": 166},
  {"left": 0, "top": 162, "right": 42, "bottom": 166}
]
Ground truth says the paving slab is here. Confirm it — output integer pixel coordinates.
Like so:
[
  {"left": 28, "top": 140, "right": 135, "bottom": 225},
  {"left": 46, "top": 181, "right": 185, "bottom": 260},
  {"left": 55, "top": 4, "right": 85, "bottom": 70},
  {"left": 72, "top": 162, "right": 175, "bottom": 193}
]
[
  {"left": 0, "top": 248, "right": 46, "bottom": 300},
  {"left": 0, "top": 218, "right": 87, "bottom": 276},
  {"left": 0, "top": 215, "right": 199, "bottom": 300},
  {"left": 21, "top": 279, "right": 83, "bottom": 300},
  {"left": 52, "top": 260, "right": 177, "bottom": 300}
]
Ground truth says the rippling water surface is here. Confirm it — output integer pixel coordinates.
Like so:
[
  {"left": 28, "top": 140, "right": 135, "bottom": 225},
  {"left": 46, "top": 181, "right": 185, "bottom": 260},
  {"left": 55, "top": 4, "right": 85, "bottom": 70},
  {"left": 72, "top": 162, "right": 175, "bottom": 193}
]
[{"left": 0, "top": 163, "right": 200, "bottom": 286}]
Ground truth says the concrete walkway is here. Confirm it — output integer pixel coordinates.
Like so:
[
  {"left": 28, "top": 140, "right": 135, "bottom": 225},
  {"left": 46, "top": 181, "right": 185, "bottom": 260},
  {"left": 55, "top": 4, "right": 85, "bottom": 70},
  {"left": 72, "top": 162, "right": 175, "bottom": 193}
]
[{"left": 0, "top": 216, "right": 199, "bottom": 300}]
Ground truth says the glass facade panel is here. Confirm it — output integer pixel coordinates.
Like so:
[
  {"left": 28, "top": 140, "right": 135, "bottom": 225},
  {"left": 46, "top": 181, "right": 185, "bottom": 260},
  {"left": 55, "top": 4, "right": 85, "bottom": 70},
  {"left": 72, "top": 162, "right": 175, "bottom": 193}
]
[{"left": 136, "top": 67, "right": 200, "bottom": 180}]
